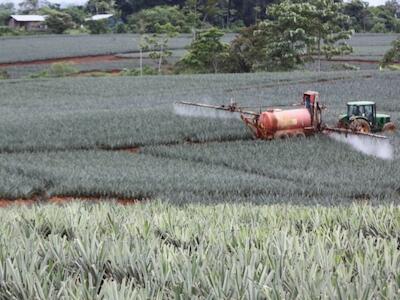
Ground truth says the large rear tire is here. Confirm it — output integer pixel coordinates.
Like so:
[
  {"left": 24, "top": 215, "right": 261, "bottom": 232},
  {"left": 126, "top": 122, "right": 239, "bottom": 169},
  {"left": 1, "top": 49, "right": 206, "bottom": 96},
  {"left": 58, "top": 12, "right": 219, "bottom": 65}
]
[
  {"left": 350, "top": 119, "right": 371, "bottom": 133},
  {"left": 383, "top": 122, "right": 396, "bottom": 133}
]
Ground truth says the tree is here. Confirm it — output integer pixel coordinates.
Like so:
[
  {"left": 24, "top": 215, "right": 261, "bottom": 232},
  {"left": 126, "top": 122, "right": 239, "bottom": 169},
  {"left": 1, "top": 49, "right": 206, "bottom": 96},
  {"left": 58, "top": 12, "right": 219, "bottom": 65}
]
[
  {"left": 226, "top": 25, "right": 269, "bottom": 72},
  {"left": 45, "top": 10, "right": 74, "bottom": 34},
  {"left": 0, "top": 3, "right": 14, "bottom": 26},
  {"left": 343, "top": 0, "right": 371, "bottom": 32},
  {"left": 64, "top": 6, "right": 87, "bottom": 26},
  {"left": 381, "top": 38, "right": 400, "bottom": 67},
  {"left": 86, "top": 0, "right": 115, "bottom": 14},
  {"left": 128, "top": 5, "right": 195, "bottom": 33},
  {"left": 367, "top": 3, "right": 400, "bottom": 32},
  {"left": 180, "top": 27, "right": 229, "bottom": 73},
  {"left": 142, "top": 23, "right": 179, "bottom": 73},
  {"left": 86, "top": 19, "right": 109, "bottom": 34},
  {"left": 262, "top": 0, "right": 353, "bottom": 72},
  {"left": 115, "top": 0, "right": 187, "bottom": 21},
  {"left": 19, "top": 0, "right": 39, "bottom": 13}
]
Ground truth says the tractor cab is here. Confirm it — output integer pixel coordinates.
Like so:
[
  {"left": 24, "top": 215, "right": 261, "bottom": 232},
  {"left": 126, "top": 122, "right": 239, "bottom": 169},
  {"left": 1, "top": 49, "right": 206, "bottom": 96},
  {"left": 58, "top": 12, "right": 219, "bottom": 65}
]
[
  {"left": 338, "top": 101, "right": 394, "bottom": 133},
  {"left": 347, "top": 101, "right": 376, "bottom": 124},
  {"left": 303, "top": 91, "right": 322, "bottom": 129}
]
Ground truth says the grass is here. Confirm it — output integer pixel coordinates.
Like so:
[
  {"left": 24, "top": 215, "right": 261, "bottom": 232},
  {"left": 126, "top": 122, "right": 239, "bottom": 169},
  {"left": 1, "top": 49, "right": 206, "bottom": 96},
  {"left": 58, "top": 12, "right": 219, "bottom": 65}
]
[{"left": 0, "top": 202, "right": 399, "bottom": 298}]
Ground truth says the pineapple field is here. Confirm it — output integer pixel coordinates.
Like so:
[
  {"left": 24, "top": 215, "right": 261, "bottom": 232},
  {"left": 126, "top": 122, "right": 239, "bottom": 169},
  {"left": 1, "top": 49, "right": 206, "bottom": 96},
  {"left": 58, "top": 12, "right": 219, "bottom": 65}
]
[
  {"left": 0, "top": 202, "right": 400, "bottom": 299},
  {"left": 0, "top": 58, "right": 399, "bottom": 297},
  {"left": 0, "top": 70, "right": 399, "bottom": 204}
]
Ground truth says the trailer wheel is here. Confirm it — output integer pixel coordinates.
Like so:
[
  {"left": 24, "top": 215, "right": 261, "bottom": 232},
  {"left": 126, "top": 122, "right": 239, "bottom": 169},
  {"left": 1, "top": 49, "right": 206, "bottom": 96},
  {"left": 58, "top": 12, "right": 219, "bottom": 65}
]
[
  {"left": 350, "top": 119, "right": 371, "bottom": 133},
  {"left": 276, "top": 133, "right": 289, "bottom": 139},
  {"left": 295, "top": 132, "right": 306, "bottom": 138},
  {"left": 383, "top": 122, "right": 396, "bottom": 133}
]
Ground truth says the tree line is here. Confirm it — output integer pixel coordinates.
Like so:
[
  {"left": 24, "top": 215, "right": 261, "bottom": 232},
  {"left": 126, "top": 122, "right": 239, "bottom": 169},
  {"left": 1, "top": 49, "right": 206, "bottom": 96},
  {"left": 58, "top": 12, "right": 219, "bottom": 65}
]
[{"left": 0, "top": 0, "right": 400, "bottom": 34}]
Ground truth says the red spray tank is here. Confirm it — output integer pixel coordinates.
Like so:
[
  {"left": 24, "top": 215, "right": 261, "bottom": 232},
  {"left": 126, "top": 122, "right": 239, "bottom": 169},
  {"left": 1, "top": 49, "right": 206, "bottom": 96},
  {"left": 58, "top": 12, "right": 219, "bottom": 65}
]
[{"left": 241, "top": 91, "right": 322, "bottom": 139}]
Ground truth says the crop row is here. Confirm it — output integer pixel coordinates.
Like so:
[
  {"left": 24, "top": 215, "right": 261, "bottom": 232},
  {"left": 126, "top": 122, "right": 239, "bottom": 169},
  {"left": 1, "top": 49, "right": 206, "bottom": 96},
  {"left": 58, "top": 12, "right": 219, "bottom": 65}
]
[
  {"left": 0, "top": 202, "right": 399, "bottom": 299},
  {"left": 0, "top": 33, "right": 395, "bottom": 64},
  {"left": 0, "top": 34, "right": 234, "bottom": 64},
  {"left": 0, "top": 34, "right": 191, "bottom": 63},
  {"left": 0, "top": 135, "right": 398, "bottom": 203},
  {"left": 0, "top": 70, "right": 398, "bottom": 152},
  {"left": 0, "top": 149, "right": 337, "bottom": 203},
  {"left": 2, "top": 50, "right": 188, "bottom": 79}
]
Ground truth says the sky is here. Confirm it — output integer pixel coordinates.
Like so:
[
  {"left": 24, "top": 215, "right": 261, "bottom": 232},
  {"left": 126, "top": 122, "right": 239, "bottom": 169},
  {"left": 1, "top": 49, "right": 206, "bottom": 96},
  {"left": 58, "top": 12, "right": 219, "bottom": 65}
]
[{"left": 0, "top": 0, "right": 391, "bottom": 8}]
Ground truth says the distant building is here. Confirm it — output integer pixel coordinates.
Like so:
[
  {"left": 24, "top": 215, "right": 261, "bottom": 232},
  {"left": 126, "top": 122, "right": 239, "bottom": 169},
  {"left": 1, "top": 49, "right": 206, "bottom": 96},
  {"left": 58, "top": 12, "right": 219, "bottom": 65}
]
[
  {"left": 8, "top": 15, "right": 47, "bottom": 31},
  {"left": 85, "top": 14, "right": 114, "bottom": 22}
]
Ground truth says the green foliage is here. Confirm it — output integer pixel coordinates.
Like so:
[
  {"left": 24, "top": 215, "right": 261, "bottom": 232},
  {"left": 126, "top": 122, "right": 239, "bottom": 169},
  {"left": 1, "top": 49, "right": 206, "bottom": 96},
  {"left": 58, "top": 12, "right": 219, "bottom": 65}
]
[
  {"left": 121, "top": 66, "right": 158, "bottom": 76},
  {"left": 48, "top": 62, "right": 78, "bottom": 77},
  {"left": 0, "top": 202, "right": 399, "bottom": 297},
  {"left": 86, "top": 0, "right": 114, "bottom": 14},
  {"left": 381, "top": 38, "right": 400, "bottom": 67},
  {"left": 259, "top": 0, "right": 353, "bottom": 71},
  {"left": 141, "top": 23, "right": 180, "bottom": 73},
  {"left": 30, "top": 62, "right": 78, "bottom": 78},
  {"left": 343, "top": 0, "right": 400, "bottom": 33},
  {"left": 19, "top": 0, "right": 39, "bottom": 14},
  {"left": 128, "top": 5, "right": 195, "bottom": 33},
  {"left": 0, "top": 69, "right": 10, "bottom": 79},
  {"left": 180, "top": 27, "right": 229, "bottom": 73},
  {"left": 0, "top": 26, "right": 21, "bottom": 36},
  {"left": 86, "top": 19, "right": 109, "bottom": 34},
  {"left": 225, "top": 25, "right": 268, "bottom": 72},
  {"left": 343, "top": 0, "right": 370, "bottom": 32},
  {"left": 45, "top": 10, "right": 75, "bottom": 34},
  {"left": 63, "top": 6, "right": 87, "bottom": 26},
  {"left": 115, "top": 22, "right": 127, "bottom": 33},
  {"left": 0, "top": 2, "right": 14, "bottom": 26},
  {"left": 371, "top": 22, "right": 388, "bottom": 33}
]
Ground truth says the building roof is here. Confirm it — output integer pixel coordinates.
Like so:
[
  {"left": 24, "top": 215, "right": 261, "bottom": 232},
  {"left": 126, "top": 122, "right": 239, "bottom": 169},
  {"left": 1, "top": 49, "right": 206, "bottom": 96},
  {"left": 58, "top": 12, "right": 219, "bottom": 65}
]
[
  {"left": 347, "top": 101, "right": 375, "bottom": 106},
  {"left": 85, "top": 14, "right": 113, "bottom": 21},
  {"left": 10, "top": 15, "right": 46, "bottom": 22}
]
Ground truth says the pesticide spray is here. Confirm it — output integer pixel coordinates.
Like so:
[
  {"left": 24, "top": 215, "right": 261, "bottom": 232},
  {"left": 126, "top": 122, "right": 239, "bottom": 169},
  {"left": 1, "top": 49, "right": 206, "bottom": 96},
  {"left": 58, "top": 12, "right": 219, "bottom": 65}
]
[
  {"left": 328, "top": 132, "right": 394, "bottom": 160},
  {"left": 173, "top": 100, "right": 240, "bottom": 120}
]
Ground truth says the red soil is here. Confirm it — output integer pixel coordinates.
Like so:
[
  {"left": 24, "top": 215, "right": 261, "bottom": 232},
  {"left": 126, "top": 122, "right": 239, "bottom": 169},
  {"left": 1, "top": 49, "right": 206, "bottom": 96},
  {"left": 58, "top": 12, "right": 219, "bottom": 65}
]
[{"left": 118, "top": 147, "right": 141, "bottom": 153}]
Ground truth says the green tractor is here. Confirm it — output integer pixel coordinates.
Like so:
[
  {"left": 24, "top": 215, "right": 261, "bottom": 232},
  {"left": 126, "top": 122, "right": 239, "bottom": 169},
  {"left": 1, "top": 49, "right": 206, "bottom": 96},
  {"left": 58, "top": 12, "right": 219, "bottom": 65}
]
[{"left": 337, "top": 101, "right": 396, "bottom": 133}]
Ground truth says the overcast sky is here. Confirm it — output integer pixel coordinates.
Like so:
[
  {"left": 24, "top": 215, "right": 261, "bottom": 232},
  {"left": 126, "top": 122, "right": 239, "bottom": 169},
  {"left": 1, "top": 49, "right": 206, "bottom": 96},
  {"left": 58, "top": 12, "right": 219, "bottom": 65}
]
[{"left": 0, "top": 0, "right": 391, "bottom": 8}]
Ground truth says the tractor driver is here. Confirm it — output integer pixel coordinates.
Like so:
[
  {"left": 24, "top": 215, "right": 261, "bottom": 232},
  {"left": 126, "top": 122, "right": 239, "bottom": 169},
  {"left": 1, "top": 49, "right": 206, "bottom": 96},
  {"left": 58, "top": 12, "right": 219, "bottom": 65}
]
[
  {"left": 304, "top": 95, "right": 311, "bottom": 109},
  {"left": 351, "top": 106, "right": 360, "bottom": 116}
]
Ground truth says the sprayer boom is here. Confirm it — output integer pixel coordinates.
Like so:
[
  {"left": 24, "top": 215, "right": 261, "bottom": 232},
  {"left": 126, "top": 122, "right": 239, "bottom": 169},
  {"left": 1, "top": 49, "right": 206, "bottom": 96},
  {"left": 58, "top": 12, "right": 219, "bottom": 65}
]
[
  {"left": 323, "top": 126, "right": 388, "bottom": 139},
  {"left": 176, "top": 101, "right": 260, "bottom": 116}
]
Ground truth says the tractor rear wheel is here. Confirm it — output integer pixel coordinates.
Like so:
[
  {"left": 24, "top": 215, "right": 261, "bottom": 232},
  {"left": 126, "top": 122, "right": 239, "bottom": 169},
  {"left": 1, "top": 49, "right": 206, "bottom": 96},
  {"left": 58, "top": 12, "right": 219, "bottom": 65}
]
[
  {"left": 383, "top": 122, "right": 396, "bottom": 133},
  {"left": 350, "top": 119, "right": 371, "bottom": 133}
]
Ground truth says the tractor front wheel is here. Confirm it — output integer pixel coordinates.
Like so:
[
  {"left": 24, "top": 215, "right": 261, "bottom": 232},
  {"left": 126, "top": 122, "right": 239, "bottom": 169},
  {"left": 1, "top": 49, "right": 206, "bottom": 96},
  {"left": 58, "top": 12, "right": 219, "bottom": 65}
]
[
  {"left": 383, "top": 122, "right": 396, "bottom": 133},
  {"left": 350, "top": 119, "right": 371, "bottom": 133}
]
